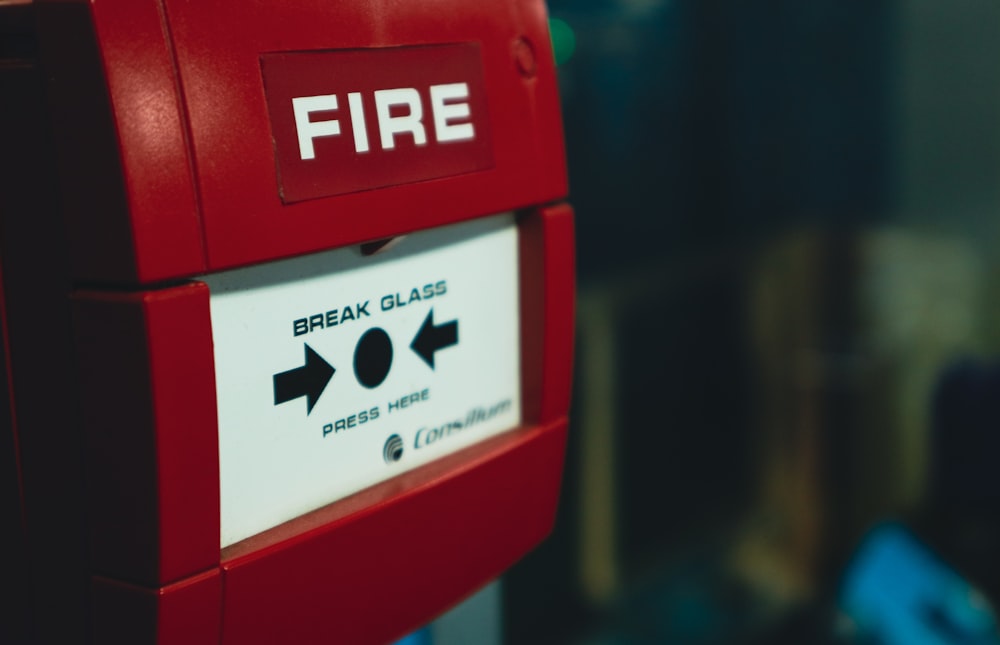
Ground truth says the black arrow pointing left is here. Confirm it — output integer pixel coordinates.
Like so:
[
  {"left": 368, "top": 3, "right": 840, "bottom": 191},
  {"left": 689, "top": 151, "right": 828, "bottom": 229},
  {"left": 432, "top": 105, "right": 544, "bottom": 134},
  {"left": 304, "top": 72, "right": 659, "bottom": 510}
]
[
  {"left": 411, "top": 309, "right": 459, "bottom": 369},
  {"left": 273, "top": 344, "right": 335, "bottom": 414}
]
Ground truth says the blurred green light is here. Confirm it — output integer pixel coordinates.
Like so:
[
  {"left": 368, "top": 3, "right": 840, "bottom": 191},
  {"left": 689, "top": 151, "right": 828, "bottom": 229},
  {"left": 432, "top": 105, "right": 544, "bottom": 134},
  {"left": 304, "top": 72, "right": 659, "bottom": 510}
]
[{"left": 549, "top": 17, "right": 576, "bottom": 66}]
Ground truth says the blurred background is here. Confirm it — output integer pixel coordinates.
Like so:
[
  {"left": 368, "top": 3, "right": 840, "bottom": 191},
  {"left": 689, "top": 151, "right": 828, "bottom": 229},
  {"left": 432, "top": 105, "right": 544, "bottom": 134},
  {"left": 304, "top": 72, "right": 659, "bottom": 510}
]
[{"left": 495, "top": 0, "right": 1000, "bottom": 643}]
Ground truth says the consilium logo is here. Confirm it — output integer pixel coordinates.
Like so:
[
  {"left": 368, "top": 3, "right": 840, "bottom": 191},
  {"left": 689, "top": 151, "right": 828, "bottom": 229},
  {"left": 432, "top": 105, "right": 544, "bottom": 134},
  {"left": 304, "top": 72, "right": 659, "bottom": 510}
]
[
  {"left": 261, "top": 43, "right": 494, "bottom": 203},
  {"left": 383, "top": 434, "right": 404, "bottom": 464}
]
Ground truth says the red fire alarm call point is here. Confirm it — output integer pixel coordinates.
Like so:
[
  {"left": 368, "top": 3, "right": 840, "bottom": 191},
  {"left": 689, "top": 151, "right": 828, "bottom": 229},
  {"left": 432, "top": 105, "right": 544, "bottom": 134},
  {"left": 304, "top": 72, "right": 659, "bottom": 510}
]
[{"left": 0, "top": 0, "right": 573, "bottom": 643}]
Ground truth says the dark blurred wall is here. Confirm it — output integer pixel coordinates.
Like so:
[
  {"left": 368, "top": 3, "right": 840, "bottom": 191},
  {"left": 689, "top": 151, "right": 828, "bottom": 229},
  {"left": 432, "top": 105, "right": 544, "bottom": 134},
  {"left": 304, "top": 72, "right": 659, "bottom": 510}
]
[
  {"left": 502, "top": 1, "right": 924, "bottom": 643},
  {"left": 505, "top": 0, "right": 1000, "bottom": 643},
  {"left": 558, "top": 0, "right": 893, "bottom": 285}
]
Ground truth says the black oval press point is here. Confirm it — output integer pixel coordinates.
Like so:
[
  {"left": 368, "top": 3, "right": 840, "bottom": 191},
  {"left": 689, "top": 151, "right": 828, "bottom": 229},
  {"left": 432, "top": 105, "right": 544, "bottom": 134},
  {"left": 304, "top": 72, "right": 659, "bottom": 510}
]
[
  {"left": 273, "top": 344, "right": 335, "bottom": 414},
  {"left": 354, "top": 328, "right": 393, "bottom": 388}
]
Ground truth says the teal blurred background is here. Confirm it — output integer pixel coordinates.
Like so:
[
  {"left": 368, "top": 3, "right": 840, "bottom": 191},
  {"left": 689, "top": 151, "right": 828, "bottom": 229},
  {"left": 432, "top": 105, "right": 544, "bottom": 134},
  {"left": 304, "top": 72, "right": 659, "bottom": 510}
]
[{"left": 498, "top": 1, "right": 1000, "bottom": 643}]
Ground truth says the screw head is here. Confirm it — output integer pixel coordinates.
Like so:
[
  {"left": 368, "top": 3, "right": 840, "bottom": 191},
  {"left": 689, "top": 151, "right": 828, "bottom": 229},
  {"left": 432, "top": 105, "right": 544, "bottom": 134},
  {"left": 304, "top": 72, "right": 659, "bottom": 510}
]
[{"left": 513, "top": 37, "right": 537, "bottom": 79}]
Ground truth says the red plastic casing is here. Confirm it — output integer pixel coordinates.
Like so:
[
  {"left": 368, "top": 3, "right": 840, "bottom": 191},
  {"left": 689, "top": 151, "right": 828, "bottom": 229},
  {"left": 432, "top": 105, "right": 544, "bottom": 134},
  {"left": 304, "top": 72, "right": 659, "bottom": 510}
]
[
  {"left": 36, "top": 0, "right": 567, "bottom": 284},
  {"left": 3, "top": 0, "right": 574, "bottom": 642}
]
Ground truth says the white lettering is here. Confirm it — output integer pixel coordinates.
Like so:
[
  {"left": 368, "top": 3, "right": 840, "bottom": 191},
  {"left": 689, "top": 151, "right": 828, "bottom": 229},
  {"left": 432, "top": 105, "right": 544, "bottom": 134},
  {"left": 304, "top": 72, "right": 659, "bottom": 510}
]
[
  {"left": 347, "top": 92, "right": 370, "bottom": 153},
  {"left": 430, "top": 83, "right": 474, "bottom": 143},
  {"left": 291, "top": 83, "right": 476, "bottom": 159},
  {"left": 291, "top": 94, "right": 341, "bottom": 160},
  {"left": 374, "top": 88, "right": 427, "bottom": 150}
]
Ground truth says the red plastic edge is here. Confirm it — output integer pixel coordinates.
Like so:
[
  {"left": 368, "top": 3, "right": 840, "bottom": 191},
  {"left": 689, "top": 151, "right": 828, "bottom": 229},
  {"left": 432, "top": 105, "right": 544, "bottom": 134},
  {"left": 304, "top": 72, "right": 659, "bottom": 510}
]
[
  {"left": 88, "top": 0, "right": 205, "bottom": 281},
  {"left": 92, "top": 568, "right": 222, "bottom": 645},
  {"left": 219, "top": 418, "right": 567, "bottom": 645},
  {"left": 35, "top": 0, "right": 205, "bottom": 284},
  {"left": 520, "top": 203, "right": 576, "bottom": 424},
  {"left": 72, "top": 282, "right": 219, "bottom": 585}
]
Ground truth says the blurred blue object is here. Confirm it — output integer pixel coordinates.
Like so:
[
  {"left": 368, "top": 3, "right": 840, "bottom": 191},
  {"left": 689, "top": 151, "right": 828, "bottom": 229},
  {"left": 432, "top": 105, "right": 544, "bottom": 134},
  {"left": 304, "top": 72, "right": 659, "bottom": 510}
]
[
  {"left": 392, "top": 628, "right": 432, "bottom": 645},
  {"left": 839, "top": 523, "right": 1000, "bottom": 645}
]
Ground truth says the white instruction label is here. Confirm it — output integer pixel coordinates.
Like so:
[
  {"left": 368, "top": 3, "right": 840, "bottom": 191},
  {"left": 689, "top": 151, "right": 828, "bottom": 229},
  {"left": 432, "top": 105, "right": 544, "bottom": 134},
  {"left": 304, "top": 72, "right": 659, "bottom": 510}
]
[{"left": 204, "top": 214, "right": 521, "bottom": 548}]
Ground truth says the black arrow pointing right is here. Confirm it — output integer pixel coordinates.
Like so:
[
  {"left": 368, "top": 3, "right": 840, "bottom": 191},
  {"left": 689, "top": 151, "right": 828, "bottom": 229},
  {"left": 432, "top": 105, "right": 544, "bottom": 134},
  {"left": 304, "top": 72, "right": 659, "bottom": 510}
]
[
  {"left": 411, "top": 309, "right": 458, "bottom": 369},
  {"left": 273, "top": 344, "right": 335, "bottom": 414}
]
